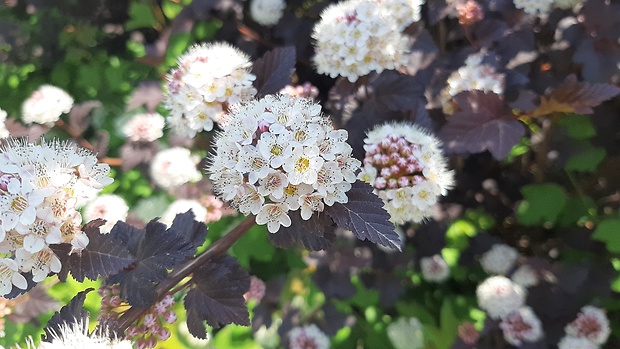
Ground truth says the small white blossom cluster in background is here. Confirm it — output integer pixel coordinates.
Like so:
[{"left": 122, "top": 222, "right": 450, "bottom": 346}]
[
  {"left": 150, "top": 147, "right": 202, "bottom": 190},
  {"left": 476, "top": 276, "right": 525, "bottom": 319},
  {"left": 36, "top": 318, "right": 132, "bottom": 349},
  {"left": 510, "top": 264, "right": 539, "bottom": 288},
  {"left": 387, "top": 317, "right": 425, "bottom": 349},
  {"left": 312, "top": 0, "right": 409, "bottom": 82},
  {"left": 0, "top": 139, "right": 113, "bottom": 295},
  {"left": 358, "top": 122, "right": 453, "bottom": 224},
  {"left": 456, "top": 0, "right": 484, "bottom": 26},
  {"left": 250, "top": 0, "right": 286, "bottom": 26},
  {"left": 21, "top": 85, "right": 74, "bottom": 125},
  {"left": 558, "top": 306, "right": 610, "bottom": 348},
  {"left": 512, "top": 0, "right": 554, "bottom": 14},
  {"left": 0, "top": 109, "right": 9, "bottom": 139},
  {"left": 479, "top": 243, "right": 518, "bottom": 275},
  {"left": 83, "top": 194, "right": 129, "bottom": 234},
  {"left": 208, "top": 94, "right": 361, "bottom": 233},
  {"left": 160, "top": 199, "right": 207, "bottom": 227},
  {"left": 244, "top": 275, "right": 266, "bottom": 302},
  {"left": 163, "top": 43, "right": 257, "bottom": 137},
  {"left": 499, "top": 306, "right": 543, "bottom": 346},
  {"left": 200, "top": 195, "right": 237, "bottom": 223},
  {"left": 122, "top": 112, "right": 166, "bottom": 142},
  {"left": 280, "top": 82, "right": 319, "bottom": 100},
  {"left": 420, "top": 254, "right": 451, "bottom": 282},
  {"left": 445, "top": 53, "right": 505, "bottom": 97},
  {"left": 375, "top": 0, "right": 425, "bottom": 30},
  {"left": 288, "top": 324, "right": 330, "bottom": 349},
  {"left": 125, "top": 294, "right": 177, "bottom": 349}
]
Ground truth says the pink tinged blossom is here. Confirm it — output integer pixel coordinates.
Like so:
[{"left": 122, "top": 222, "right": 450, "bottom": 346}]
[
  {"left": 164, "top": 310, "right": 177, "bottom": 324},
  {"left": 256, "top": 203, "right": 291, "bottom": 233},
  {"left": 143, "top": 314, "right": 157, "bottom": 329},
  {"left": 234, "top": 184, "right": 265, "bottom": 215},
  {"left": 299, "top": 193, "right": 325, "bottom": 220},
  {"left": 458, "top": 322, "right": 479, "bottom": 346},
  {"left": 565, "top": 306, "right": 611, "bottom": 345},
  {"left": 157, "top": 327, "right": 171, "bottom": 341},
  {"left": 500, "top": 307, "right": 543, "bottom": 345},
  {"left": 16, "top": 247, "right": 62, "bottom": 282},
  {"left": 0, "top": 258, "right": 27, "bottom": 295},
  {"left": 258, "top": 170, "right": 288, "bottom": 199}
]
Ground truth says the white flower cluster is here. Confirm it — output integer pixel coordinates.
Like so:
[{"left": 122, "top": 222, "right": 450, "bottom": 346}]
[
  {"left": 150, "top": 147, "right": 202, "bottom": 190},
  {"left": 0, "top": 139, "right": 113, "bottom": 295},
  {"left": 476, "top": 276, "right": 525, "bottom": 319},
  {"left": 511, "top": 264, "right": 539, "bottom": 288},
  {"left": 0, "top": 109, "right": 9, "bottom": 139},
  {"left": 208, "top": 94, "right": 361, "bottom": 233},
  {"left": 288, "top": 324, "right": 330, "bottom": 349},
  {"left": 160, "top": 199, "right": 208, "bottom": 227},
  {"left": 445, "top": 53, "right": 505, "bottom": 97},
  {"left": 375, "top": 0, "right": 425, "bottom": 30},
  {"left": 83, "top": 194, "right": 129, "bottom": 234},
  {"left": 21, "top": 85, "right": 74, "bottom": 125},
  {"left": 559, "top": 306, "right": 610, "bottom": 348},
  {"left": 499, "top": 307, "right": 543, "bottom": 346},
  {"left": 420, "top": 254, "right": 450, "bottom": 282},
  {"left": 312, "top": 0, "right": 409, "bottom": 82},
  {"left": 358, "top": 122, "right": 453, "bottom": 224},
  {"left": 122, "top": 112, "right": 165, "bottom": 142},
  {"left": 512, "top": 0, "right": 554, "bottom": 14},
  {"left": 250, "top": 0, "right": 286, "bottom": 26},
  {"left": 36, "top": 319, "right": 132, "bottom": 349},
  {"left": 479, "top": 243, "right": 518, "bottom": 275},
  {"left": 163, "top": 43, "right": 257, "bottom": 137}
]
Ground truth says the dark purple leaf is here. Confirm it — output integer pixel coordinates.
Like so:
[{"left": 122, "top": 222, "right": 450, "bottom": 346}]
[
  {"left": 184, "top": 256, "right": 250, "bottom": 338},
  {"left": 324, "top": 181, "right": 400, "bottom": 250},
  {"left": 8, "top": 284, "right": 59, "bottom": 323},
  {"left": 93, "top": 130, "right": 110, "bottom": 159},
  {"left": 547, "top": 74, "right": 620, "bottom": 114},
  {"left": 269, "top": 210, "right": 336, "bottom": 251},
  {"left": 126, "top": 81, "right": 165, "bottom": 112},
  {"left": 41, "top": 288, "right": 93, "bottom": 342},
  {"left": 120, "top": 141, "right": 159, "bottom": 172},
  {"left": 5, "top": 117, "right": 50, "bottom": 140},
  {"left": 68, "top": 100, "right": 101, "bottom": 134},
  {"left": 439, "top": 91, "right": 525, "bottom": 160},
  {"left": 3, "top": 272, "right": 37, "bottom": 299},
  {"left": 167, "top": 211, "right": 208, "bottom": 254},
  {"left": 368, "top": 71, "right": 426, "bottom": 112},
  {"left": 50, "top": 219, "right": 134, "bottom": 283},
  {"left": 251, "top": 46, "right": 296, "bottom": 96},
  {"left": 573, "top": 38, "right": 620, "bottom": 84}
]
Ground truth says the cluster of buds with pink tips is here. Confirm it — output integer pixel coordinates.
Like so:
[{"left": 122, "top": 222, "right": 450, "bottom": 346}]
[
  {"left": 358, "top": 122, "right": 453, "bottom": 224},
  {"left": 0, "top": 138, "right": 113, "bottom": 295},
  {"left": 98, "top": 284, "right": 124, "bottom": 322},
  {"left": 207, "top": 94, "right": 361, "bottom": 233},
  {"left": 499, "top": 307, "right": 543, "bottom": 346},
  {"left": 280, "top": 82, "right": 320, "bottom": 100},
  {"left": 126, "top": 295, "right": 177, "bottom": 349},
  {"left": 560, "top": 306, "right": 611, "bottom": 347},
  {"left": 288, "top": 324, "right": 330, "bottom": 349},
  {"left": 456, "top": 0, "right": 484, "bottom": 26},
  {"left": 163, "top": 42, "right": 257, "bottom": 137}
]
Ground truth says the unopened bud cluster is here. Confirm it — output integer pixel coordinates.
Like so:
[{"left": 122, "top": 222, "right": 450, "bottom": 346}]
[
  {"left": 208, "top": 94, "right": 361, "bottom": 233},
  {"left": 127, "top": 295, "right": 177, "bottom": 349},
  {"left": 280, "top": 82, "right": 320, "bottom": 100},
  {"left": 164, "top": 43, "right": 257, "bottom": 137},
  {"left": 456, "top": 0, "right": 484, "bottom": 26},
  {"left": 358, "top": 122, "right": 453, "bottom": 224}
]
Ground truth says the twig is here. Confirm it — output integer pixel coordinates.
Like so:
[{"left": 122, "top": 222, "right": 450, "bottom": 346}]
[{"left": 55, "top": 119, "right": 95, "bottom": 151}]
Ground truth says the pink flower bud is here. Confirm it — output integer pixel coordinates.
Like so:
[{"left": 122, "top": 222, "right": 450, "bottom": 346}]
[
  {"left": 380, "top": 138, "right": 391, "bottom": 149},
  {"left": 110, "top": 295, "right": 122, "bottom": 307},
  {"left": 380, "top": 167, "right": 391, "bottom": 177},
  {"left": 389, "top": 152, "right": 401, "bottom": 162},
  {"left": 143, "top": 314, "right": 157, "bottom": 328},
  {"left": 164, "top": 310, "right": 177, "bottom": 324},
  {"left": 396, "top": 137, "right": 408, "bottom": 148},
  {"left": 135, "top": 338, "right": 149, "bottom": 349},
  {"left": 390, "top": 165, "right": 400, "bottom": 175},
  {"left": 127, "top": 325, "right": 141, "bottom": 338},
  {"left": 162, "top": 295, "right": 175, "bottom": 307},
  {"left": 380, "top": 155, "right": 390, "bottom": 166},
  {"left": 157, "top": 327, "right": 171, "bottom": 341},
  {"left": 388, "top": 178, "right": 399, "bottom": 188},
  {"left": 375, "top": 177, "right": 387, "bottom": 189},
  {"left": 388, "top": 143, "right": 399, "bottom": 153},
  {"left": 398, "top": 176, "right": 410, "bottom": 187}
]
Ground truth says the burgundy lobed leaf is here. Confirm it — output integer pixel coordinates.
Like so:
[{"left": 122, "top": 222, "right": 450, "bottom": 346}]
[
  {"left": 368, "top": 71, "right": 426, "bottom": 112},
  {"left": 126, "top": 81, "right": 165, "bottom": 112},
  {"left": 250, "top": 46, "right": 296, "bottom": 96},
  {"left": 41, "top": 288, "right": 93, "bottom": 343},
  {"left": 119, "top": 141, "right": 159, "bottom": 172},
  {"left": 8, "top": 284, "right": 59, "bottom": 324},
  {"left": 3, "top": 272, "right": 37, "bottom": 299},
  {"left": 546, "top": 74, "right": 620, "bottom": 114},
  {"left": 68, "top": 100, "right": 101, "bottom": 134},
  {"left": 184, "top": 256, "right": 250, "bottom": 338},
  {"left": 5, "top": 117, "right": 50, "bottom": 140},
  {"left": 324, "top": 181, "right": 401, "bottom": 250},
  {"left": 270, "top": 210, "right": 336, "bottom": 251},
  {"left": 167, "top": 211, "right": 208, "bottom": 254},
  {"left": 439, "top": 91, "right": 525, "bottom": 160}
]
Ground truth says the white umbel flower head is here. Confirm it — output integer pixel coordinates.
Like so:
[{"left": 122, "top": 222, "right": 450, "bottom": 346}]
[
  {"left": 163, "top": 42, "right": 257, "bottom": 137},
  {"left": 160, "top": 199, "right": 208, "bottom": 227},
  {"left": 122, "top": 112, "right": 165, "bottom": 142},
  {"left": 479, "top": 243, "right": 518, "bottom": 275},
  {"left": 0, "top": 138, "right": 112, "bottom": 294},
  {"left": 420, "top": 254, "right": 450, "bottom": 282},
  {"left": 511, "top": 264, "right": 539, "bottom": 288},
  {"left": 557, "top": 336, "right": 599, "bottom": 349},
  {"left": 476, "top": 276, "right": 526, "bottom": 319},
  {"left": 37, "top": 318, "right": 132, "bottom": 349},
  {"left": 150, "top": 147, "right": 202, "bottom": 190},
  {"left": 499, "top": 307, "right": 543, "bottom": 346},
  {"left": 445, "top": 53, "right": 505, "bottom": 97},
  {"left": 375, "top": 0, "right": 425, "bottom": 30},
  {"left": 565, "top": 306, "right": 610, "bottom": 345},
  {"left": 207, "top": 94, "right": 360, "bottom": 233},
  {"left": 21, "top": 85, "right": 74, "bottom": 125},
  {"left": 288, "top": 324, "right": 330, "bottom": 349},
  {"left": 312, "top": 0, "right": 409, "bottom": 82},
  {"left": 83, "top": 194, "right": 129, "bottom": 234},
  {"left": 358, "top": 122, "right": 453, "bottom": 224},
  {"left": 0, "top": 109, "right": 9, "bottom": 139},
  {"left": 512, "top": 0, "right": 554, "bottom": 14},
  {"left": 250, "top": 0, "right": 286, "bottom": 26}
]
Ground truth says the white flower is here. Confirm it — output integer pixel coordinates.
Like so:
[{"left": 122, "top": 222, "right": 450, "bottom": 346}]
[
  {"left": 565, "top": 306, "right": 610, "bottom": 345},
  {"left": 36, "top": 318, "right": 132, "bottom": 349},
  {"left": 557, "top": 336, "right": 599, "bottom": 349},
  {"left": 387, "top": 317, "right": 424, "bottom": 349},
  {"left": 16, "top": 247, "right": 62, "bottom": 283},
  {"left": 359, "top": 122, "right": 453, "bottom": 224},
  {"left": 420, "top": 254, "right": 451, "bottom": 282},
  {"left": 250, "top": 0, "right": 286, "bottom": 26},
  {"left": 0, "top": 177, "right": 48, "bottom": 230},
  {"left": 480, "top": 244, "right": 519, "bottom": 275},
  {"left": 122, "top": 112, "right": 165, "bottom": 142},
  {"left": 160, "top": 199, "right": 208, "bottom": 227},
  {"left": 0, "top": 258, "right": 27, "bottom": 295},
  {"left": 375, "top": 0, "right": 425, "bottom": 30},
  {"left": 163, "top": 42, "right": 257, "bottom": 137},
  {"left": 513, "top": 0, "right": 554, "bottom": 14},
  {"left": 288, "top": 324, "right": 330, "bottom": 349},
  {"left": 83, "top": 194, "right": 129, "bottom": 234},
  {"left": 511, "top": 265, "right": 539, "bottom": 288},
  {"left": 16, "top": 219, "right": 62, "bottom": 253},
  {"left": 0, "top": 109, "right": 9, "bottom": 139},
  {"left": 476, "top": 276, "right": 526, "bottom": 319},
  {"left": 312, "top": 0, "right": 409, "bottom": 82},
  {"left": 150, "top": 147, "right": 202, "bottom": 189},
  {"left": 207, "top": 95, "right": 360, "bottom": 232},
  {"left": 21, "top": 85, "right": 74, "bottom": 125},
  {"left": 499, "top": 307, "right": 543, "bottom": 346}
]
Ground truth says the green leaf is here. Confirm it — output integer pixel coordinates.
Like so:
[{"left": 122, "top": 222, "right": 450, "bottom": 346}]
[
  {"left": 565, "top": 143, "right": 606, "bottom": 172},
  {"left": 230, "top": 224, "right": 275, "bottom": 268},
  {"left": 162, "top": 0, "right": 184, "bottom": 19},
  {"left": 125, "top": 2, "right": 158, "bottom": 31},
  {"left": 592, "top": 218, "right": 620, "bottom": 253},
  {"left": 439, "top": 300, "right": 459, "bottom": 347},
  {"left": 517, "top": 183, "right": 568, "bottom": 226},
  {"left": 394, "top": 301, "right": 436, "bottom": 326},
  {"left": 445, "top": 220, "right": 476, "bottom": 250},
  {"left": 165, "top": 33, "right": 193, "bottom": 67},
  {"left": 557, "top": 196, "right": 596, "bottom": 227},
  {"left": 557, "top": 114, "right": 596, "bottom": 139}
]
